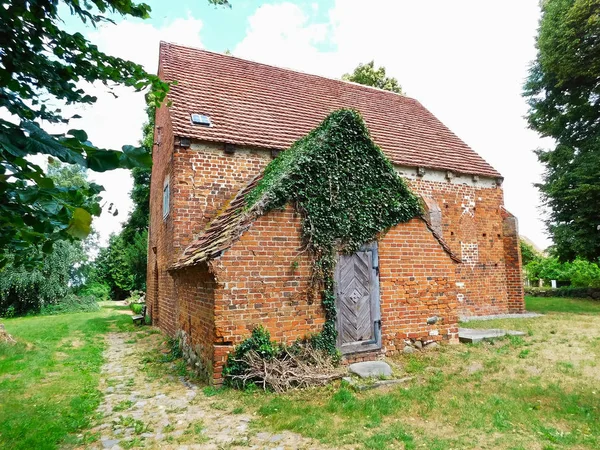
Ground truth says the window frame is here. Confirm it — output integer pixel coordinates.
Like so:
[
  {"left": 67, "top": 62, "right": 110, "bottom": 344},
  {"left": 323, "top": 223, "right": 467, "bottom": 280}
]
[{"left": 162, "top": 177, "right": 170, "bottom": 219}]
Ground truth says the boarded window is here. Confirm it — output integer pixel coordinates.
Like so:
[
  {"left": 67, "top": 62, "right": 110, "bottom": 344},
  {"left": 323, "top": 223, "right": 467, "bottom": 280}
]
[{"left": 163, "top": 178, "right": 170, "bottom": 218}]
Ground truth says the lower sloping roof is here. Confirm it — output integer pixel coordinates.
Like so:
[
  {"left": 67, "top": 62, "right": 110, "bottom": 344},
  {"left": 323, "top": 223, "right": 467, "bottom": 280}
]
[{"left": 171, "top": 174, "right": 262, "bottom": 270}]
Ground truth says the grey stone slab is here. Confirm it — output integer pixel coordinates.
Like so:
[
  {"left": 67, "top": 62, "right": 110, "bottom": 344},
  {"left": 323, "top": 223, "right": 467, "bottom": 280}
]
[
  {"left": 460, "top": 312, "right": 542, "bottom": 322},
  {"left": 101, "top": 439, "right": 120, "bottom": 449},
  {"left": 348, "top": 361, "right": 392, "bottom": 378},
  {"left": 459, "top": 328, "right": 526, "bottom": 343}
]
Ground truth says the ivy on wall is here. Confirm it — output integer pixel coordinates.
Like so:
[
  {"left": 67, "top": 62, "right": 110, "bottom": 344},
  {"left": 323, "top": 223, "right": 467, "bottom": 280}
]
[{"left": 245, "top": 109, "right": 422, "bottom": 355}]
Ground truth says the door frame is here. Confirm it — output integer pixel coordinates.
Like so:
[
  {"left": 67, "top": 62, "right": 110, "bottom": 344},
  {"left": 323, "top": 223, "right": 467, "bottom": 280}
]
[{"left": 335, "top": 241, "right": 382, "bottom": 355}]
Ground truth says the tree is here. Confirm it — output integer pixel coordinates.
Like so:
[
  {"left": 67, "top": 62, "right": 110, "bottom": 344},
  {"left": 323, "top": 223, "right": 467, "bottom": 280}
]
[
  {"left": 524, "top": 0, "right": 600, "bottom": 261},
  {"left": 342, "top": 61, "right": 403, "bottom": 94},
  {"left": 520, "top": 238, "right": 539, "bottom": 266},
  {"left": 121, "top": 105, "right": 154, "bottom": 244},
  {"left": 0, "top": 0, "right": 229, "bottom": 267}
]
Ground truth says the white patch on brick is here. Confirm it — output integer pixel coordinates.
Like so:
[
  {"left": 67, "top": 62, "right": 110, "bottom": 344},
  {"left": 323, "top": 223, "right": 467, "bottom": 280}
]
[
  {"left": 429, "top": 330, "right": 439, "bottom": 336},
  {"left": 456, "top": 282, "right": 465, "bottom": 288},
  {"left": 457, "top": 293, "right": 465, "bottom": 303},
  {"left": 461, "top": 194, "right": 476, "bottom": 216},
  {"left": 461, "top": 242, "right": 479, "bottom": 266}
]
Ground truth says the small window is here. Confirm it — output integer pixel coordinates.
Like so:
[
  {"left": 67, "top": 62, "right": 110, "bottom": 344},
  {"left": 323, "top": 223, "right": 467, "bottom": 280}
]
[
  {"left": 163, "top": 179, "right": 170, "bottom": 219},
  {"left": 190, "top": 113, "right": 211, "bottom": 126}
]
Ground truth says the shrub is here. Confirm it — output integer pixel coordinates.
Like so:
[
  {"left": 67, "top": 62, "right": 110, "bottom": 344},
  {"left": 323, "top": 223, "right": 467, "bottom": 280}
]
[
  {"left": 525, "top": 286, "right": 600, "bottom": 300},
  {"left": 223, "top": 326, "right": 280, "bottom": 388},
  {"left": 78, "top": 282, "right": 111, "bottom": 301},
  {"left": 39, "top": 294, "right": 100, "bottom": 315},
  {"left": 130, "top": 303, "right": 143, "bottom": 314}
]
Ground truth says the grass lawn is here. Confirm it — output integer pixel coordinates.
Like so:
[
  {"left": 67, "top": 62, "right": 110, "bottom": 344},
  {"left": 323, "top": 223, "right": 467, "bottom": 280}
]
[
  {"left": 213, "top": 296, "right": 600, "bottom": 449},
  {"left": 0, "top": 303, "right": 134, "bottom": 450}
]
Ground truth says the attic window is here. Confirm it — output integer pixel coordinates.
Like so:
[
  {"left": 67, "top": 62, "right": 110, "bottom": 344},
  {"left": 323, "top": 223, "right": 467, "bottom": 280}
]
[{"left": 190, "top": 114, "right": 211, "bottom": 126}]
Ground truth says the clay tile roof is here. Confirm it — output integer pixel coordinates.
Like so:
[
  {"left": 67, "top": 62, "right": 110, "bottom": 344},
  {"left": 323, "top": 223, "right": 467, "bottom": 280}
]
[
  {"left": 171, "top": 174, "right": 262, "bottom": 270},
  {"left": 159, "top": 41, "right": 501, "bottom": 179}
]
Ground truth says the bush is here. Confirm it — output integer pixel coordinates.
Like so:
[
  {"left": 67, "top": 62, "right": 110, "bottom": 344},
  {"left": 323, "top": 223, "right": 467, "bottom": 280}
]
[
  {"left": 130, "top": 303, "right": 143, "bottom": 314},
  {"left": 78, "top": 282, "right": 111, "bottom": 301},
  {"left": 39, "top": 294, "right": 100, "bottom": 315},
  {"left": 223, "top": 326, "right": 280, "bottom": 388},
  {"left": 525, "top": 286, "right": 600, "bottom": 300}
]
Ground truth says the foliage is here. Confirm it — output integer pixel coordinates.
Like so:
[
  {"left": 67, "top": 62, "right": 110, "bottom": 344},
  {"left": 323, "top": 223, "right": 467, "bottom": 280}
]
[
  {"left": 342, "top": 61, "right": 403, "bottom": 94},
  {"left": 524, "top": 255, "right": 600, "bottom": 287},
  {"left": 223, "top": 326, "right": 280, "bottom": 388},
  {"left": 39, "top": 294, "right": 100, "bottom": 315},
  {"left": 246, "top": 109, "right": 421, "bottom": 355},
  {"left": 524, "top": 0, "right": 600, "bottom": 261},
  {"left": 525, "top": 287, "right": 600, "bottom": 301},
  {"left": 0, "top": 240, "right": 85, "bottom": 316},
  {"left": 84, "top": 103, "right": 154, "bottom": 299},
  {"left": 0, "top": 0, "right": 176, "bottom": 266},
  {"left": 519, "top": 239, "right": 539, "bottom": 266},
  {"left": 121, "top": 105, "right": 154, "bottom": 245},
  {"left": 131, "top": 303, "right": 143, "bottom": 315},
  {"left": 77, "top": 281, "right": 111, "bottom": 301},
  {"left": 92, "top": 231, "right": 148, "bottom": 299}
]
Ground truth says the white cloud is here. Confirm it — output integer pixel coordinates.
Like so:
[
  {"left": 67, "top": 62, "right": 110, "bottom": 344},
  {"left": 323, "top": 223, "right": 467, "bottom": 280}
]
[
  {"left": 234, "top": 0, "right": 551, "bottom": 249},
  {"left": 68, "top": 17, "right": 204, "bottom": 245}
]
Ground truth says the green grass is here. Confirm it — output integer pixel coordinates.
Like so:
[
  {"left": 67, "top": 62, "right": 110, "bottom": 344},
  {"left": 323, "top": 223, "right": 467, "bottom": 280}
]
[
  {"left": 525, "top": 295, "right": 600, "bottom": 314},
  {"left": 0, "top": 303, "right": 134, "bottom": 450},
  {"left": 222, "top": 296, "right": 600, "bottom": 449}
]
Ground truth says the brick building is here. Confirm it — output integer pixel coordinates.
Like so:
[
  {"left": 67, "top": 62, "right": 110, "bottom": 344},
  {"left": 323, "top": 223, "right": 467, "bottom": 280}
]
[{"left": 147, "top": 42, "right": 524, "bottom": 383}]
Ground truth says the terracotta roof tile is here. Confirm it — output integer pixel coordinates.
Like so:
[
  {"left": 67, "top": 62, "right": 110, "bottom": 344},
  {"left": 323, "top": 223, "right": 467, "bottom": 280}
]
[{"left": 159, "top": 42, "right": 501, "bottom": 178}]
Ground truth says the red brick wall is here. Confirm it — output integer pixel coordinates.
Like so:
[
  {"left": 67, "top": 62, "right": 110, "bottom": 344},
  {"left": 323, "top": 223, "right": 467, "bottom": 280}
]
[
  {"left": 501, "top": 209, "right": 525, "bottom": 313},
  {"left": 202, "top": 209, "right": 458, "bottom": 382},
  {"left": 171, "top": 144, "right": 271, "bottom": 253},
  {"left": 208, "top": 206, "right": 324, "bottom": 383},
  {"left": 379, "top": 218, "right": 459, "bottom": 353},
  {"left": 173, "top": 265, "right": 216, "bottom": 379},
  {"left": 148, "top": 138, "right": 524, "bottom": 383},
  {"left": 407, "top": 178, "right": 523, "bottom": 316},
  {"left": 146, "top": 85, "right": 177, "bottom": 336}
]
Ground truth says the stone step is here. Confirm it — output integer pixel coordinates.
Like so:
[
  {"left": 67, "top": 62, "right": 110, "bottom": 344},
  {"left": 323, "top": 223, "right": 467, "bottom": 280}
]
[{"left": 458, "top": 328, "right": 526, "bottom": 344}]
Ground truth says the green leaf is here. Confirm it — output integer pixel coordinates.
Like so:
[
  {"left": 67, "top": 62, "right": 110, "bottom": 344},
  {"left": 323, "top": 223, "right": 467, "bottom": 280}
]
[
  {"left": 66, "top": 208, "right": 92, "bottom": 239},
  {"left": 67, "top": 129, "right": 89, "bottom": 142},
  {"left": 85, "top": 149, "right": 122, "bottom": 172}
]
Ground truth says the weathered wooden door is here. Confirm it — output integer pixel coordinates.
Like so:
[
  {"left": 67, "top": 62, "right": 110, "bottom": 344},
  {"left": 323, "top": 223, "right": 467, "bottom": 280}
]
[{"left": 335, "top": 242, "right": 381, "bottom": 354}]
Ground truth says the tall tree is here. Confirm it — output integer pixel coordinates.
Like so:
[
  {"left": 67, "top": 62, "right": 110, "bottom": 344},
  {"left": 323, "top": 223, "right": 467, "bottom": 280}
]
[
  {"left": 342, "top": 61, "right": 403, "bottom": 94},
  {"left": 524, "top": 0, "right": 600, "bottom": 261}
]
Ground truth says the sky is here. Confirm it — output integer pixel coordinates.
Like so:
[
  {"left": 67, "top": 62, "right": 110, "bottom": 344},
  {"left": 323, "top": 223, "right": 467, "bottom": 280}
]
[{"left": 63, "top": 0, "right": 551, "bottom": 249}]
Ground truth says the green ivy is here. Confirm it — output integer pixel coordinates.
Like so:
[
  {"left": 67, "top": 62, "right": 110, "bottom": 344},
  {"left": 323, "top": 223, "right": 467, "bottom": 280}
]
[{"left": 245, "top": 109, "right": 421, "bottom": 355}]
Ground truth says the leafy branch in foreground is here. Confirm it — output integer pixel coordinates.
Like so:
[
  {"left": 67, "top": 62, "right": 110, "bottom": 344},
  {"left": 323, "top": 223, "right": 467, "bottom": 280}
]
[{"left": 0, "top": 0, "right": 170, "bottom": 267}]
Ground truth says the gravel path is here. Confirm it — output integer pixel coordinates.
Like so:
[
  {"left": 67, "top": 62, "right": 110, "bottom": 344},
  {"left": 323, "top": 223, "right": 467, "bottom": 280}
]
[{"left": 84, "top": 330, "right": 326, "bottom": 450}]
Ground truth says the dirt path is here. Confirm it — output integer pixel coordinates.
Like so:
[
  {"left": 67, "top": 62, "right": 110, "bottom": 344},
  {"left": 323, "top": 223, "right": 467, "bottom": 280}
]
[{"left": 85, "top": 329, "right": 327, "bottom": 450}]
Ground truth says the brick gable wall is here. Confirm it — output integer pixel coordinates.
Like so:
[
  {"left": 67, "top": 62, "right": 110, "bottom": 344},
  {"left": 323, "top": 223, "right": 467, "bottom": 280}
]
[{"left": 147, "top": 139, "right": 524, "bottom": 384}]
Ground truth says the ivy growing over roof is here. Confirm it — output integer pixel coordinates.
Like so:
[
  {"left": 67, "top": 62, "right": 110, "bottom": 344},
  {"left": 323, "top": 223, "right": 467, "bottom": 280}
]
[{"left": 245, "top": 109, "right": 422, "bottom": 355}]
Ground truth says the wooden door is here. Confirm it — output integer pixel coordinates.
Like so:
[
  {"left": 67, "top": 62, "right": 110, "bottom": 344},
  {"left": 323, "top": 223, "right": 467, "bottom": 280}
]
[{"left": 335, "top": 242, "right": 381, "bottom": 354}]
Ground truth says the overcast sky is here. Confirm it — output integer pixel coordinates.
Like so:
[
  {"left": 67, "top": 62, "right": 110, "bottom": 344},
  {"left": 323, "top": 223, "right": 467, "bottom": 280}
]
[{"left": 68, "top": 0, "right": 551, "bottom": 249}]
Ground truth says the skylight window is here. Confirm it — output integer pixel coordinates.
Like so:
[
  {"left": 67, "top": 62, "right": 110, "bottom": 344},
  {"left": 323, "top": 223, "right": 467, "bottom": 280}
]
[{"left": 191, "top": 113, "right": 211, "bottom": 126}]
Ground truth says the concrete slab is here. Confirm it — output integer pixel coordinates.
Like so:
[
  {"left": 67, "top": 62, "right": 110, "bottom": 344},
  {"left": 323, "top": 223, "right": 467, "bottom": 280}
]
[
  {"left": 460, "top": 312, "right": 542, "bottom": 322},
  {"left": 458, "top": 328, "right": 526, "bottom": 344},
  {"left": 348, "top": 361, "right": 392, "bottom": 378}
]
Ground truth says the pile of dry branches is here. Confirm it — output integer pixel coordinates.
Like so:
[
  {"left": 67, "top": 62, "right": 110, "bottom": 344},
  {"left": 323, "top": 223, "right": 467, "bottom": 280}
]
[
  {"left": 229, "top": 346, "right": 344, "bottom": 393},
  {"left": 0, "top": 323, "right": 16, "bottom": 344}
]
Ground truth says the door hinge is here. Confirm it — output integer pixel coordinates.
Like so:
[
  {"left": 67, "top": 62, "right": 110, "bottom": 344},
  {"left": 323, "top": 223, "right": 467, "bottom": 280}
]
[
  {"left": 375, "top": 266, "right": 379, "bottom": 276},
  {"left": 374, "top": 319, "right": 382, "bottom": 330}
]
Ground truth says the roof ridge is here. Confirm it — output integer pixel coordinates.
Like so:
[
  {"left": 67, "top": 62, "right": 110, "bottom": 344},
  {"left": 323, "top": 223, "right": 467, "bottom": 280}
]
[
  {"left": 159, "top": 41, "right": 419, "bottom": 102},
  {"left": 158, "top": 41, "right": 502, "bottom": 178}
]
